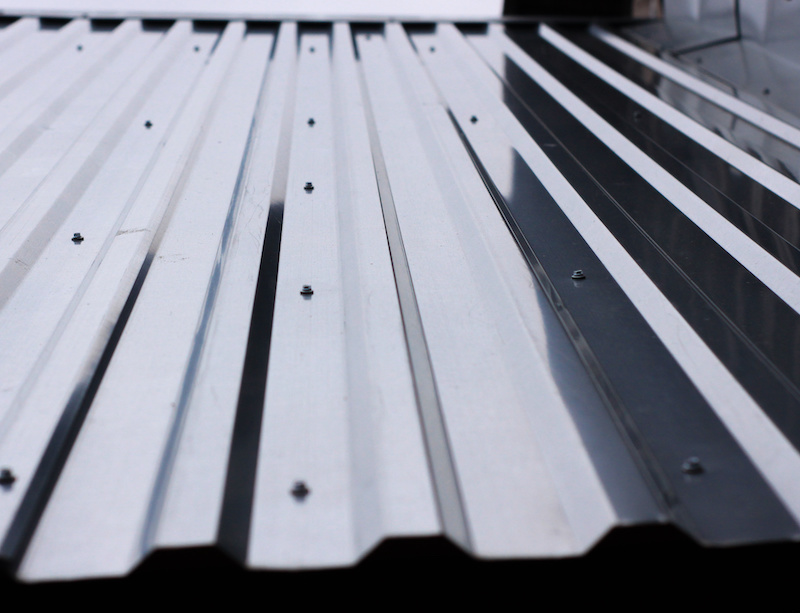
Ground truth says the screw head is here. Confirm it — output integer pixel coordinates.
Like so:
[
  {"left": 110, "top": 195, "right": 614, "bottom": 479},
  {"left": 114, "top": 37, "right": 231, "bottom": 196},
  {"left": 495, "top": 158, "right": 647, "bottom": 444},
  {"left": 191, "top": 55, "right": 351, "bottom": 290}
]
[
  {"left": 304, "top": 182, "right": 314, "bottom": 191},
  {"left": 763, "top": 87, "right": 771, "bottom": 95},
  {"left": 0, "top": 468, "right": 15, "bottom": 487},
  {"left": 76, "top": 44, "right": 83, "bottom": 51},
  {"left": 430, "top": 46, "right": 436, "bottom": 52},
  {"left": 470, "top": 115, "right": 478, "bottom": 123},
  {"left": 144, "top": 120, "right": 153, "bottom": 129},
  {"left": 681, "top": 457, "right": 704, "bottom": 475},
  {"left": 310, "top": 46, "right": 315, "bottom": 53},
  {"left": 300, "top": 285, "right": 314, "bottom": 296},
  {"left": 571, "top": 270, "right": 586, "bottom": 280},
  {"left": 291, "top": 481, "right": 310, "bottom": 500},
  {"left": 308, "top": 118, "right": 315, "bottom": 126},
  {"left": 72, "top": 232, "right": 84, "bottom": 243}
]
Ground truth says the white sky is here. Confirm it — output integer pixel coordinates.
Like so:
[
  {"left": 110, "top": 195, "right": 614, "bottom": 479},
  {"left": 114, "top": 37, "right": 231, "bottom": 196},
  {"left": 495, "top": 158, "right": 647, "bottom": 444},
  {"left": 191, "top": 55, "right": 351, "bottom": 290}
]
[{"left": 0, "top": 0, "right": 505, "bottom": 19}]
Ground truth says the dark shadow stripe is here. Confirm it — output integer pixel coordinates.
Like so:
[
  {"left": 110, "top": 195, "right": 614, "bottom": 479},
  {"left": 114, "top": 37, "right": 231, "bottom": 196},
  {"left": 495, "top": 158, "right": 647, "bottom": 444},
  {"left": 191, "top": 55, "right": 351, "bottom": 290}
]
[
  {"left": 216, "top": 24, "right": 297, "bottom": 562},
  {"left": 215, "top": 202, "right": 283, "bottom": 562},
  {"left": 444, "top": 108, "right": 673, "bottom": 522},
  {"left": 139, "top": 25, "right": 280, "bottom": 554},
  {"left": 452, "top": 29, "right": 799, "bottom": 542},
  {"left": 0, "top": 21, "right": 249, "bottom": 575},
  {"left": 483, "top": 26, "right": 800, "bottom": 457},
  {"left": 0, "top": 250, "right": 154, "bottom": 574},
  {"left": 548, "top": 25, "right": 800, "bottom": 255}
]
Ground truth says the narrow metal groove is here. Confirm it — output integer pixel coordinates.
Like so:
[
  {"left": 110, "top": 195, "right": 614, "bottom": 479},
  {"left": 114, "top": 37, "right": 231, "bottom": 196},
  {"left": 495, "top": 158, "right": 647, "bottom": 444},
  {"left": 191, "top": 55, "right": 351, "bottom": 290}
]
[
  {"left": 139, "top": 29, "right": 274, "bottom": 555},
  {"left": 0, "top": 21, "right": 138, "bottom": 181},
  {"left": 0, "top": 22, "right": 192, "bottom": 312},
  {"left": 216, "top": 23, "right": 298, "bottom": 563},
  {"left": 550, "top": 27, "right": 800, "bottom": 259},
  {"left": 500, "top": 29, "right": 800, "bottom": 455},
  {"left": 0, "top": 198, "right": 180, "bottom": 575},
  {"left": 354, "top": 30, "right": 471, "bottom": 550},
  {"left": 1, "top": 21, "right": 247, "bottom": 574},
  {"left": 457, "top": 29, "right": 800, "bottom": 541},
  {"left": 590, "top": 25, "right": 800, "bottom": 151},
  {"left": 0, "top": 19, "right": 85, "bottom": 102},
  {"left": 444, "top": 108, "right": 675, "bottom": 523}
]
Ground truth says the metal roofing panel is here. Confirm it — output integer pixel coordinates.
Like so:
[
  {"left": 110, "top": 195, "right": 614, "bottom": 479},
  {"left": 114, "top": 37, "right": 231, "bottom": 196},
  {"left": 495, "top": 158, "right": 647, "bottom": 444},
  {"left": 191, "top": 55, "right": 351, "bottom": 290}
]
[{"left": 0, "top": 14, "right": 799, "bottom": 582}]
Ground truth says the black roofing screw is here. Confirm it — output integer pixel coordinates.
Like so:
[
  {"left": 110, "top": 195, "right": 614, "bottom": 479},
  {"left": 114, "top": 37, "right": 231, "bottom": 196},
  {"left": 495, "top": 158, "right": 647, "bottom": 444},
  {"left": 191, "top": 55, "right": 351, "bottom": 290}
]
[
  {"left": 308, "top": 118, "right": 315, "bottom": 126},
  {"left": 291, "top": 481, "right": 310, "bottom": 500},
  {"left": 430, "top": 46, "right": 436, "bottom": 52},
  {"left": 681, "top": 456, "right": 704, "bottom": 475},
  {"left": 300, "top": 285, "right": 314, "bottom": 296},
  {"left": 304, "top": 181, "right": 314, "bottom": 192},
  {"left": 72, "top": 232, "right": 84, "bottom": 243},
  {"left": 0, "top": 468, "right": 15, "bottom": 487},
  {"left": 76, "top": 44, "right": 83, "bottom": 51},
  {"left": 310, "top": 46, "right": 315, "bottom": 53},
  {"left": 571, "top": 269, "right": 586, "bottom": 280},
  {"left": 144, "top": 120, "right": 153, "bottom": 129},
  {"left": 763, "top": 87, "right": 771, "bottom": 95},
  {"left": 470, "top": 115, "right": 478, "bottom": 123},
  {"left": 194, "top": 45, "right": 200, "bottom": 52}
]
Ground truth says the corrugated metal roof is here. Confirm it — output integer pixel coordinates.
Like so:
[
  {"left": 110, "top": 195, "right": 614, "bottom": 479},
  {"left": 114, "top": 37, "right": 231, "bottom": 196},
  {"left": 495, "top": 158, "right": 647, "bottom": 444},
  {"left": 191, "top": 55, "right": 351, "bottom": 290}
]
[{"left": 1, "top": 13, "right": 800, "bottom": 582}]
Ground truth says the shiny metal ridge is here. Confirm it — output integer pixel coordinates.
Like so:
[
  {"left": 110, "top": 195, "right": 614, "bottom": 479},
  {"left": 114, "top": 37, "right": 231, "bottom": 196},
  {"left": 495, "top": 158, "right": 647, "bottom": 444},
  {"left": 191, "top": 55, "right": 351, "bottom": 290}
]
[{"left": 0, "top": 13, "right": 800, "bottom": 582}]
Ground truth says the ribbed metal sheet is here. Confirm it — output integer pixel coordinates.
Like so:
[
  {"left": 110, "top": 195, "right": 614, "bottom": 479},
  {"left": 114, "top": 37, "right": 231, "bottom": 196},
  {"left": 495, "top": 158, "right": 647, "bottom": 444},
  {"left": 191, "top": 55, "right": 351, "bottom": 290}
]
[{"left": 1, "top": 15, "right": 800, "bottom": 582}]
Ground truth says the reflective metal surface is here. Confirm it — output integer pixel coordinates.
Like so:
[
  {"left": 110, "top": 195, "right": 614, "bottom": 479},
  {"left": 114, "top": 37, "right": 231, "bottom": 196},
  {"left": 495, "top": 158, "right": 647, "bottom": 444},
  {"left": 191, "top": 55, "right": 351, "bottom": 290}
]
[{"left": 2, "top": 14, "right": 800, "bottom": 583}]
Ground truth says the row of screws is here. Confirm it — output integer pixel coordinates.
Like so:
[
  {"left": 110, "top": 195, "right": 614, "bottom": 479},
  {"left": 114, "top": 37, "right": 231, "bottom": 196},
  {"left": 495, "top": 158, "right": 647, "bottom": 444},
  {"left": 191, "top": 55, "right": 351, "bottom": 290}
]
[
  {"left": 568, "top": 267, "right": 705, "bottom": 477},
  {"left": 302, "top": 115, "right": 315, "bottom": 305},
  {"left": 295, "top": 117, "right": 317, "bottom": 498},
  {"left": 65, "top": 103, "right": 703, "bottom": 502},
  {"left": 69, "top": 118, "right": 153, "bottom": 245},
  {"left": 2, "top": 466, "right": 319, "bottom": 501}
]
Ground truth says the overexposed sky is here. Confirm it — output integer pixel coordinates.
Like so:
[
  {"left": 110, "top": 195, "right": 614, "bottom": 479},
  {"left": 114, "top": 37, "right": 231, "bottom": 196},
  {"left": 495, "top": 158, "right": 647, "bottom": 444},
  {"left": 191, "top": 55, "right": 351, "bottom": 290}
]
[{"left": 0, "top": 0, "right": 505, "bottom": 19}]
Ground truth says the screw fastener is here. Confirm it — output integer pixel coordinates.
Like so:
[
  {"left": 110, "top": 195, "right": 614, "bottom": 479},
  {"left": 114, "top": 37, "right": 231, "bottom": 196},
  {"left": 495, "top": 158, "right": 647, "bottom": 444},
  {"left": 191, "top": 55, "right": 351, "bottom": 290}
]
[
  {"left": 291, "top": 481, "right": 310, "bottom": 500},
  {"left": 0, "top": 468, "right": 15, "bottom": 487},
  {"left": 681, "top": 457, "right": 704, "bottom": 475},
  {"left": 308, "top": 117, "right": 315, "bottom": 126},
  {"left": 304, "top": 182, "right": 314, "bottom": 191},
  {"left": 144, "top": 120, "right": 153, "bottom": 129},
  {"left": 571, "top": 270, "right": 586, "bottom": 280},
  {"left": 300, "top": 285, "right": 314, "bottom": 296},
  {"left": 72, "top": 233, "right": 84, "bottom": 243},
  {"left": 470, "top": 115, "right": 478, "bottom": 123}
]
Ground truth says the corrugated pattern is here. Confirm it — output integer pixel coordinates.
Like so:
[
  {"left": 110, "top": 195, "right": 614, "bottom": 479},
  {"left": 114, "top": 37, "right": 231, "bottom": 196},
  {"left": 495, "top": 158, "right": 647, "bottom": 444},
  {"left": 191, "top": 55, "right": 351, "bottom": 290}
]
[{"left": 1, "top": 16, "right": 800, "bottom": 582}]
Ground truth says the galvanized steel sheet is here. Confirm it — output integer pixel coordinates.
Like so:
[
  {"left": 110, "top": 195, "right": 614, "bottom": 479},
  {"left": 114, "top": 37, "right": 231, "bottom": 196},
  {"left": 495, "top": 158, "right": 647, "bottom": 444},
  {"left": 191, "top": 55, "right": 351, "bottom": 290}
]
[{"left": 0, "top": 14, "right": 799, "bottom": 581}]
